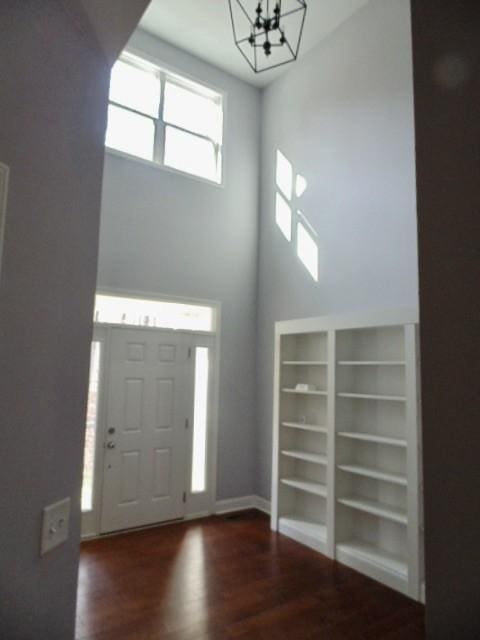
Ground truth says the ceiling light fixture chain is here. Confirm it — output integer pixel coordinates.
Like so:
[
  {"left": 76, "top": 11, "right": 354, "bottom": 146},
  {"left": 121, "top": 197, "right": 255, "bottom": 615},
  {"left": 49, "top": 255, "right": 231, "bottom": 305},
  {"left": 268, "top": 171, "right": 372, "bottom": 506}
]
[{"left": 228, "top": 0, "right": 307, "bottom": 74}]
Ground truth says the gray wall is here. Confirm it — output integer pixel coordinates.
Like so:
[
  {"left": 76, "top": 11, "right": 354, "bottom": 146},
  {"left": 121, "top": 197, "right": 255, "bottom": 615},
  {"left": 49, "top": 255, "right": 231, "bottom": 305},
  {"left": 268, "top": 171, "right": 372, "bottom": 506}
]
[
  {"left": 411, "top": 2, "right": 480, "bottom": 636},
  {"left": 0, "top": 2, "right": 110, "bottom": 638},
  {"left": 256, "top": 0, "right": 419, "bottom": 498},
  {"left": 97, "top": 30, "right": 261, "bottom": 500}
]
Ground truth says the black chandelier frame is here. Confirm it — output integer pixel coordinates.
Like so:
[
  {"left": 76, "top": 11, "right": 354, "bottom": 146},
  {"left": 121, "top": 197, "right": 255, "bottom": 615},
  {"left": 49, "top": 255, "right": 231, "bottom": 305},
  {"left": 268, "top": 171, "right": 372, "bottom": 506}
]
[{"left": 228, "top": 0, "right": 307, "bottom": 74}]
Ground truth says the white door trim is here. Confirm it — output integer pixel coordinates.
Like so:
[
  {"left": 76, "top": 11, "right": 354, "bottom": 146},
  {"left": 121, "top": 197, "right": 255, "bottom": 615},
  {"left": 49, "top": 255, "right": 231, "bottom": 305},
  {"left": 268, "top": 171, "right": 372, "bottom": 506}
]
[{"left": 81, "top": 320, "right": 220, "bottom": 538}]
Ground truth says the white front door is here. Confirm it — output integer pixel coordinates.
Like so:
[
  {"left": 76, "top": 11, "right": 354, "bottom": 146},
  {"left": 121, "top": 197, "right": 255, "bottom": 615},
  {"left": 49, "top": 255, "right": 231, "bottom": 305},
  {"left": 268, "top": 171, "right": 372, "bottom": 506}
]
[{"left": 100, "top": 329, "right": 192, "bottom": 534}]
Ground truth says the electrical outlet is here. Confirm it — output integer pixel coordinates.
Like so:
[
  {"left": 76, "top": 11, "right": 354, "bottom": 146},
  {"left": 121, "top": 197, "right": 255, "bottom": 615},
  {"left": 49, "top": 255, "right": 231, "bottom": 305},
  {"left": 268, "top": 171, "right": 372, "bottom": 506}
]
[{"left": 40, "top": 497, "right": 71, "bottom": 556}]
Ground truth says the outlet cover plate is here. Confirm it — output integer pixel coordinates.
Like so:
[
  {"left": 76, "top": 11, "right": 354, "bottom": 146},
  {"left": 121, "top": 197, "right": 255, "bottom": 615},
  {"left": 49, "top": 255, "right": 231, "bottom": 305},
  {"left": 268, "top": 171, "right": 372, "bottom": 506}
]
[{"left": 41, "top": 497, "right": 71, "bottom": 556}]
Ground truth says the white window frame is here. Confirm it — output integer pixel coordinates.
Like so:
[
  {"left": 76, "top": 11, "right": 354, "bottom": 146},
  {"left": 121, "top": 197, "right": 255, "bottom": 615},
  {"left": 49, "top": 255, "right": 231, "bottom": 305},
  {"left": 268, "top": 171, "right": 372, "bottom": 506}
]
[
  {"left": 106, "top": 50, "right": 226, "bottom": 188},
  {"left": 93, "top": 291, "right": 217, "bottom": 333}
]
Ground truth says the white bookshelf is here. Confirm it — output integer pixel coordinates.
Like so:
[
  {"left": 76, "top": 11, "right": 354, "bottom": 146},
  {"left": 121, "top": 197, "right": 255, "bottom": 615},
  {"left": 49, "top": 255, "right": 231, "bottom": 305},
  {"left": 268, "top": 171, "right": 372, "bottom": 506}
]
[
  {"left": 282, "top": 450, "right": 328, "bottom": 465},
  {"left": 283, "top": 361, "right": 328, "bottom": 366},
  {"left": 337, "top": 432, "right": 407, "bottom": 448},
  {"left": 337, "top": 361, "right": 406, "bottom": 366},
  {"left": 280, "top": 477, "right": 328, "bottom": 497},
  {"left": 273, "top": 330, "right": 330, "bottom": 555},
  {"left": 337, "top": 392, "right": 406, "bottom": 402},
  {"left": 337, "top": 496, "right": 408, "bottom": 525},
  {"left": 271, "top": 310, "right": 421, "bottom": 601},
  {"left": 281, "top": 421, "right": 327, "bottom": 433},
  {"left": 337, "top": 464, "right": 407, "bottom": 486},
  {"left": 282, "top": 388, "right": 328, "bottom": 396}
]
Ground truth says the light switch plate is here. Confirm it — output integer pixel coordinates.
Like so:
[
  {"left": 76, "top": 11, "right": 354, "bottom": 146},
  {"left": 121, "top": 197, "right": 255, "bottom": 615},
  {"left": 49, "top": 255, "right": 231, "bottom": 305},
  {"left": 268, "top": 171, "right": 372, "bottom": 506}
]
[
  {"left": 41, "top": 497, "right": 71, "bottom": 556},
  {"left": 0, "top": 162, "right": 9, "bottom": 281}
]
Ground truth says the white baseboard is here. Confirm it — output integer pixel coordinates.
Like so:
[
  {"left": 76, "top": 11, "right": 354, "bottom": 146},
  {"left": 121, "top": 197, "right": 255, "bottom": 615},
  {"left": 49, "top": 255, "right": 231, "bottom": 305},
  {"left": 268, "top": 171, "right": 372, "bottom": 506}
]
[
  {"left": 215, "top": 495, "right": 271, "bottom": 515},
  {"left": 215, "top": 495, "right": 255, "bottom": 514},
  {"left": 252, "top": 495, "right": 271, "bottom": 514},
  {"left": 82, "top": 496, "right": 272, "bottom": 540},
  {"left": 184, "top": 510, "right": 211, "bottom": 521}
]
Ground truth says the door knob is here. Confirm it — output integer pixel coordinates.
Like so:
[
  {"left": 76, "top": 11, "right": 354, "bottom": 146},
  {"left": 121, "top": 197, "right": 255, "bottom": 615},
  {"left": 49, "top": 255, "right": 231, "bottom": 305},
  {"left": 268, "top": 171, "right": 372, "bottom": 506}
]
[{"left": 106, "top": 441, "right": 116, "bottom": 449}]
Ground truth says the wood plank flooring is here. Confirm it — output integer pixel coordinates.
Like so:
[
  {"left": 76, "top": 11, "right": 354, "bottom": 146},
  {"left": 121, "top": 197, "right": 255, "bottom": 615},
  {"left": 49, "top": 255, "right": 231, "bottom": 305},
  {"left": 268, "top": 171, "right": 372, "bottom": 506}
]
[{"left": 76, "top": 510, "right": 425, "bottom": 640}]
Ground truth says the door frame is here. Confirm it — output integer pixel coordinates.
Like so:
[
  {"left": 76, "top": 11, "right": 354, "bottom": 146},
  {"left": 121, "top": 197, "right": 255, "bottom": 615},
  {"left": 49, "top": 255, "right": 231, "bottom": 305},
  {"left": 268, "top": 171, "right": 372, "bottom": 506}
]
[{"left": 81, "top": 294, "right": 221, "bottom": 539}]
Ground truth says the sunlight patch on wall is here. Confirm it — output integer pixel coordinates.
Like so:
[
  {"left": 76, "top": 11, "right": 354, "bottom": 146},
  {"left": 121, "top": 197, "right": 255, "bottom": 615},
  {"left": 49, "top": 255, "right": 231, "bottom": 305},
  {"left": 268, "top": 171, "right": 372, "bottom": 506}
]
[
  {"left": 276, "top": 150, "right": 293, "bottom": 200},
  {"left": 295, "top": 174, "right": 308, "bottom": 198},
  {"left": 297, "top": 220, "right": 319, "bottom": 281},
  {"left": 275, "top": 192, "right": 292, "bottom": 241},
  {"left": 274, "top": 151, "right": 319, "bottom": 281}
]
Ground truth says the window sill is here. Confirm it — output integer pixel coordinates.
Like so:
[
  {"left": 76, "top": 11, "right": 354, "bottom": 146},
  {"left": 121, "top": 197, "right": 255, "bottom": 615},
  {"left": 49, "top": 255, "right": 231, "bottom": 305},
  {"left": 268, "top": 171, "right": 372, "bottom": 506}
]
[{"left": 105, "top": 147, "right": 225, "bottom": 189}]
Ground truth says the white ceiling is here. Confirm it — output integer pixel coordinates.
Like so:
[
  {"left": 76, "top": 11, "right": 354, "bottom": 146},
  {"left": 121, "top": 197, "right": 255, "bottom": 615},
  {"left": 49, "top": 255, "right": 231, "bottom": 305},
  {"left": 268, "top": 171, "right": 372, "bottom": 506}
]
[{"left": 139, "top": 0, "right": 370, "bottom": 87}]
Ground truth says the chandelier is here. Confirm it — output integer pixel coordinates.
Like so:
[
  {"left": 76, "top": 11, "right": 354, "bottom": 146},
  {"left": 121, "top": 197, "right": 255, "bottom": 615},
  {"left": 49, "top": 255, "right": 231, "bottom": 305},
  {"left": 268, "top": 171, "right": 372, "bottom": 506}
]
[{"left": 228, "top": 1, "right": 307, "bottom": 74}]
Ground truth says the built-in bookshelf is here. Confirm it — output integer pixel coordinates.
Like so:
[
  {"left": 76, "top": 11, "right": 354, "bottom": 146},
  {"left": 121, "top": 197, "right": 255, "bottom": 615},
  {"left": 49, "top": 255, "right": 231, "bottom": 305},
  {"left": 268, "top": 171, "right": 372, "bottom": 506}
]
[
  {"left": 271, "top": 310, "right": 422, "bottom": 601},
  {"left": 275, "top": 331, "right": 329, "bottom": 554}
]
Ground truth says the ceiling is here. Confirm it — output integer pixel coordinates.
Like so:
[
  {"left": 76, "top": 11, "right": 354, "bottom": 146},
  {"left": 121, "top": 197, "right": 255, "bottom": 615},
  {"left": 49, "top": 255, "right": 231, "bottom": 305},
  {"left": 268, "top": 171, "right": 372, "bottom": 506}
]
[
  {"left": 81, "top": 0, "right": 150, "bottom": 63},
  {"left": 139, "top": 1, "right": 370, "bottom": 87}
]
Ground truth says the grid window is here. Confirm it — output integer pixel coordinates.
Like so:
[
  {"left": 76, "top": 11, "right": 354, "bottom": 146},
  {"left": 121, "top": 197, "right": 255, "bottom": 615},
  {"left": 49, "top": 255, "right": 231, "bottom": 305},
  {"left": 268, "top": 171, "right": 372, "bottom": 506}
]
[
  {"left": 164, "top": 127, "right": 219, "bottom": 183},
  {"left": 106, "top": 104, "right": 155, "bottom": 161},
  {"left": 106, "top": 53, "right": 224, "bottom": 184},
  {"left": 94, "top": 294, "right": 216, "bottom": 332},
  {"left": 109, "top": 59, "right": 160, "bottom": 117}
]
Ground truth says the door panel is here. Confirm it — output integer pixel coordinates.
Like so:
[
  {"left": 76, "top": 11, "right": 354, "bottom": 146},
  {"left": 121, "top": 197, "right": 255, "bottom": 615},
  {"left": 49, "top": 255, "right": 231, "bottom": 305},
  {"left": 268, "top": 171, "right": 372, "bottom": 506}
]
[
  {"left": 120, "top": 451, "right": 141, "bottom": 503},
  {"left": 100, "top": 329, "right": 192, "bottom": 534},
  {"left": 156, "top": 378, "right": 174, "bottom": 428},
  {"left": 158, "top": 344, "right": 176, "bottom": 362},
  {"left": 153, "top": 448, "right": 171, "bottom": 498},
  {"left": 124, "top": 378, "right": 144, "bottom": 431}
]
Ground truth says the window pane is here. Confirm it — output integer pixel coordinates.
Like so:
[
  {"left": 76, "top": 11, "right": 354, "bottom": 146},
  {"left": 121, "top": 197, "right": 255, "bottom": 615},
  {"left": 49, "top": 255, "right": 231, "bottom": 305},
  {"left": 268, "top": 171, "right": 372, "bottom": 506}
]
[
  {"left": 164, "top": 126, "right": 219, "bottom": 182},
  {"left": 275, "top": 192, "right": 292, "bottom": 241},
  {"left": 276, "top": 150, "right": 293, "bottom": 200},
  {"left": 297, "top": 221, "right": 319, "bottom": 281},
  {"left": 94, "top": 294, "right": 216, "bottom": 332},
  {"left": 106, "top": 105, "right": 155, "bottom": 161},
  {"left": 109, "top": 59, "right": 160, "bottom": 117},
  {"left": 191, "top": 348, "right": 210, "bottom": 494},
  {"left": 164, "top": 82, "right": 223, "bottom": 143},
  {"left": 82, "top": 342, "right": 101, "bottom": 513}
]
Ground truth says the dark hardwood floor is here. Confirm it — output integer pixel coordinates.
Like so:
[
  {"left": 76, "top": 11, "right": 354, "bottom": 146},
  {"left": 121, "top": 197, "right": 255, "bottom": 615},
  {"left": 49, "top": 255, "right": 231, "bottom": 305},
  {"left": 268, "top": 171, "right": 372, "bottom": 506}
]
[{"left": 76, "top": 511, "right": 425, "bottom": 640}]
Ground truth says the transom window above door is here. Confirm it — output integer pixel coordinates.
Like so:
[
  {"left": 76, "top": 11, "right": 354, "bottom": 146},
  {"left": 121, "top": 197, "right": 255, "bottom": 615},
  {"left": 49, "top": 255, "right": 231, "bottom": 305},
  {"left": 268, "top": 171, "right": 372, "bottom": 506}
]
[
  {"left": 94, "top": 293, "right": 216, "bottom": 332},
  {"left": 106, "top": 52, "right": 224, "bottom": 184}
]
